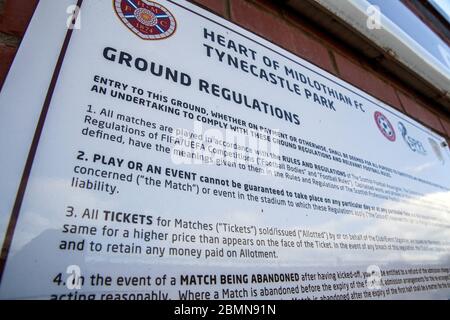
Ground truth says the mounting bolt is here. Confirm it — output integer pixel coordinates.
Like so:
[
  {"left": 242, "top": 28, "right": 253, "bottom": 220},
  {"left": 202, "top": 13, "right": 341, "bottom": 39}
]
[
  {"left": 385, "top": 48, "right": 397, "bottom": 58},
  {"left": 445, "top": 91, "right": 450, "bottom": 99}
]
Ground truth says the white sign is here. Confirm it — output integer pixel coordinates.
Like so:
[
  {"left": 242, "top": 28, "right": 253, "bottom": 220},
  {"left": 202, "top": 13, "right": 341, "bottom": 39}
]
[{"left": 0, "top": 0, "right": 449, "bottom": 300}]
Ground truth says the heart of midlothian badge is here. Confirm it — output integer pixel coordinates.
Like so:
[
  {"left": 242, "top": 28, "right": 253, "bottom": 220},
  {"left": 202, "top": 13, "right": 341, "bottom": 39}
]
[{"left": 114, "top": 0, "right": 177, "bottom": 40}]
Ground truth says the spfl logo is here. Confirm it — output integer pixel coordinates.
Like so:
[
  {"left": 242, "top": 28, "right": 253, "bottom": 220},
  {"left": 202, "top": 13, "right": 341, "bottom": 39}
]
[
  {"left": 114, "top": 0, "right": 177, "bottom": 40},
  {"left": 398, "top": 122, "right": 426, "bottom": 155},
  {"left": 374, "top": 111, "right": 396, "bottom": 142}
]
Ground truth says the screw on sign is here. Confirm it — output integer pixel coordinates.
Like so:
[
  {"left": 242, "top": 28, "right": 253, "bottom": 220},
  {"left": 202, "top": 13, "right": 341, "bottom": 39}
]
[
  {"left": 114, "top": 0, "right": 177, "bottom": 40},
  {"left": 374, "top": 111, "right": 396, "bottom": 142}
]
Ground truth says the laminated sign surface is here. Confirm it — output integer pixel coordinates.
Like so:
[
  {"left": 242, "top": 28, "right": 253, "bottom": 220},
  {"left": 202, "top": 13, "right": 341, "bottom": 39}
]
[{"left": 0, "top": 0, "right": 449, "bottom": 300}]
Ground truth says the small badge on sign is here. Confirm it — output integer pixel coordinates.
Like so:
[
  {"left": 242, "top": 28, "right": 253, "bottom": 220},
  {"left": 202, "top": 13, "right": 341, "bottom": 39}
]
[
  {"left": 374, "top": 111, "right": 396, "bottom": 142},
  {"left": 114, "top": 0, "right": 177, "bottom": 40}
]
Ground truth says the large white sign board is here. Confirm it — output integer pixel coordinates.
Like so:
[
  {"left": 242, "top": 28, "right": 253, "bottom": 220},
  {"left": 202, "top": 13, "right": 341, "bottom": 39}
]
[{"left": 0, "top": 0, "right": 449, "bottom": 300}]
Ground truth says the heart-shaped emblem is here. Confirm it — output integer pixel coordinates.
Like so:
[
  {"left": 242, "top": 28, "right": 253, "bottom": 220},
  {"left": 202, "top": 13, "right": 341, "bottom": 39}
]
[{"left": 114, "top": 0, "right": 177, "bottom": 40}]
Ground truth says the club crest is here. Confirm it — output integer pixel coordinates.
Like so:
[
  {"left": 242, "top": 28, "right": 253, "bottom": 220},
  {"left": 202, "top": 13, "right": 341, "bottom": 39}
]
[{"left": 114, "top": 0, "right": 176, "bottom": 40}]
